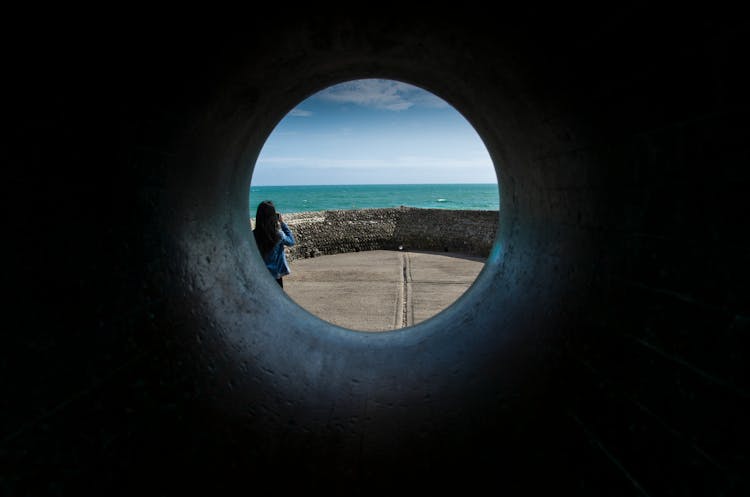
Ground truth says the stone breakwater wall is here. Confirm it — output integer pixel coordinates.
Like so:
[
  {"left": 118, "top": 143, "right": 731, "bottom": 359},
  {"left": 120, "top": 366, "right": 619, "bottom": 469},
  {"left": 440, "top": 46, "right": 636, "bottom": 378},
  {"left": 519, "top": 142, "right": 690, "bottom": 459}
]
[{"left": 251, "top": 207, "right": 498, "bottom": 261}]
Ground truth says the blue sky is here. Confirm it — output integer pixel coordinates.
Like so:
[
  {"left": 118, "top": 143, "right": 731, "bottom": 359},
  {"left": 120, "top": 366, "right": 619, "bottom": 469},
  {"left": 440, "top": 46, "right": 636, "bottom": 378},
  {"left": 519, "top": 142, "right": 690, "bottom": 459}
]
[{"left": 251, "top": 79, "right": 497, "bottom": 186}]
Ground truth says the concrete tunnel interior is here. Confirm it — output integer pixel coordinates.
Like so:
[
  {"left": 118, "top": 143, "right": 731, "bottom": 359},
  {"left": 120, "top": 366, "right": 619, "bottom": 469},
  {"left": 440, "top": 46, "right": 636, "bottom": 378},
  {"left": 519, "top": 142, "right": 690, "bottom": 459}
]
[{"left": 6, "top": 9, "right": 749, "bottom": 496}]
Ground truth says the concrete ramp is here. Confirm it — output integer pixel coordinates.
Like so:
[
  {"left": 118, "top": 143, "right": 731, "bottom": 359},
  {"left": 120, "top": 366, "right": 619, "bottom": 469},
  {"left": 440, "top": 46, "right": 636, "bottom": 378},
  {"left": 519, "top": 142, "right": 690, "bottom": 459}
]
[{"left": 284, "top": 250, "right": 485, "bottom": 331}]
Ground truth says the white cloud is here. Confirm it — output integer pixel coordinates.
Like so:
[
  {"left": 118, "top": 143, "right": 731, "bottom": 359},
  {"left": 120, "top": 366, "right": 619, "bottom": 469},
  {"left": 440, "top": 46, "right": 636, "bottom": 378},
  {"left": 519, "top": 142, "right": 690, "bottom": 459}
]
[
  {"left": 257, "top": 156, "right": 310, "bottom": 163},
  {"left": 316, "top": 79, "right": 448, "bottom": 111},
  {"left": 257, "top": 155, "right": 493, "bottom": 171},
  {"left": 288, "top": 108, "right": 313, "bottom": 117},
  {"left": 410, "top": 91, "right": 450, "bottom": 109}
]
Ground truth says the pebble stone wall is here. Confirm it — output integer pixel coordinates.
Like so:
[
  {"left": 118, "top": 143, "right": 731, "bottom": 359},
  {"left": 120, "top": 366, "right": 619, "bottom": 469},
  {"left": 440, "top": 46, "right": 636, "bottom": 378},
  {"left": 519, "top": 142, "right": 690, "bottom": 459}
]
[{"left": 251, "top": 207, "right": 499, "bottom": 260}]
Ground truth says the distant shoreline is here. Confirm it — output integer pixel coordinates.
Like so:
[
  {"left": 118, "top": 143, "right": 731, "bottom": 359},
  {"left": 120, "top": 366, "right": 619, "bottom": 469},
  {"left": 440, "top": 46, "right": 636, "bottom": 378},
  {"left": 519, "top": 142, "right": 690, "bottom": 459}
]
[{"left": 250, "top": 182, "right": 498, "bottom": 188}]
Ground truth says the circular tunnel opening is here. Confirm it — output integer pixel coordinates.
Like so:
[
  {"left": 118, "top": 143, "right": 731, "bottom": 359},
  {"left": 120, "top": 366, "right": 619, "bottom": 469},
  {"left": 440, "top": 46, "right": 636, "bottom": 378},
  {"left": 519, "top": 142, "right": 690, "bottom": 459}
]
[
  {"left": 171, "top": 23, "right": 576, "bottom": 466},
  {"left": 248, "top": 78, "right": 501, "bottom": 332},
  {"left": 145, "top": 18, "right": 604, "bottom": 493}
]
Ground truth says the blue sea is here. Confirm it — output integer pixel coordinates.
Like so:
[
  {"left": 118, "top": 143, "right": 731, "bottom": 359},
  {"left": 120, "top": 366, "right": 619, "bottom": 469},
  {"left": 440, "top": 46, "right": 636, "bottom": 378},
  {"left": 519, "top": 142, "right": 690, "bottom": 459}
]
[{"left": 249, "top": 184, "right": 499, "bottom": 215}]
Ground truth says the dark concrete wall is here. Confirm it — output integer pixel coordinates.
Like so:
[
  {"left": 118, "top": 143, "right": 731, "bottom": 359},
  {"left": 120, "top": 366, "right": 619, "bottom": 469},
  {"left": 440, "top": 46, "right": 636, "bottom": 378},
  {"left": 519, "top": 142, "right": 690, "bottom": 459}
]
[
  {"left": 6, "top": 8, "right": 749, "bottom": 496},
  {"left": 260, "top": 207, "right": 498, "bottom": 259}
]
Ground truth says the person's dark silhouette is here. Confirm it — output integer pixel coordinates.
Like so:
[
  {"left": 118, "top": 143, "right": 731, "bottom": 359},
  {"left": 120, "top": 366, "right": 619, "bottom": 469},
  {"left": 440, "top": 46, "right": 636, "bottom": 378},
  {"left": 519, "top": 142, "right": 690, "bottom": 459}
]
[{"left": 253, "top": 200, "right": 295, "bottom": 287}]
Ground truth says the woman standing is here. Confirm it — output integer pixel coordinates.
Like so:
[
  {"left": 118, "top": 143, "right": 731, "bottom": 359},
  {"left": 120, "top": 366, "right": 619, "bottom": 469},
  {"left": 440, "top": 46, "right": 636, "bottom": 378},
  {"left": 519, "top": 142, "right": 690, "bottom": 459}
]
[{"left": 253, "top": 200, "right": 295, "bottom": 287}]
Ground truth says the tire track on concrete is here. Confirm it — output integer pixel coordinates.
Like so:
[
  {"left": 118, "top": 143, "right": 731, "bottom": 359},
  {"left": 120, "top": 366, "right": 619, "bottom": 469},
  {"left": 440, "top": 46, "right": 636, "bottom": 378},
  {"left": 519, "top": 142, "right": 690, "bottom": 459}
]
[{"left": 397, "top": 251, "right": 413, "bottom": 329}]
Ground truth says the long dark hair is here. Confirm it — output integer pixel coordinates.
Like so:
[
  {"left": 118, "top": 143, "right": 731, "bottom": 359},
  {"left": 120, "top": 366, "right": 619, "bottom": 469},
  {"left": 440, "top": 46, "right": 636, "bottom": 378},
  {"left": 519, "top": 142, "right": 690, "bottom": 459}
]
[{"left": 253, "top": 200, "right": 280, "bottom": 256}]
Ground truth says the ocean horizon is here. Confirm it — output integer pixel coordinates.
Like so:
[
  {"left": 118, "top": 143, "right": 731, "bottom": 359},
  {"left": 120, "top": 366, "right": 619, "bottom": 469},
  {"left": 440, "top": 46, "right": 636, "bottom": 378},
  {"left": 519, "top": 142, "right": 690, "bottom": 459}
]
[{"left": 249, "top": 183, "right": 500, "bottom": 215}]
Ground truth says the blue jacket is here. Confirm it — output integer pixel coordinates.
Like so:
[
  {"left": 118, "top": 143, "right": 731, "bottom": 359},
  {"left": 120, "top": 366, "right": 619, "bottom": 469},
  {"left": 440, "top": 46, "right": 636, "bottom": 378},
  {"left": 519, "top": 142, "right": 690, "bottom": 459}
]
[{"left": 262, "top": 222, "right": 295, "bottom": 279}]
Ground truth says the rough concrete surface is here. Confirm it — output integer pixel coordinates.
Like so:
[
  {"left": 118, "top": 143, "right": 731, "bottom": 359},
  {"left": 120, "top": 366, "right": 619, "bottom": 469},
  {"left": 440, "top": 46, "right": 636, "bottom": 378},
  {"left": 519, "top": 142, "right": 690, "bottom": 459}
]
[
  {"left": 9, "top": 9, "right": 748, "bottom": 497},
  {"left": 284, "top": 250, "right": 485, "bottom": 331}
]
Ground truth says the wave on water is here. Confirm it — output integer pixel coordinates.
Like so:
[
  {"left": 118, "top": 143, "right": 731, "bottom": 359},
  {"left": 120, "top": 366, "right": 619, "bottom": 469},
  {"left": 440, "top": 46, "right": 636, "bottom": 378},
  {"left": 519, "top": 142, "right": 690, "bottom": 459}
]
[{"left": 249, "top": 184, "right": 499, "bottom": 214}]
